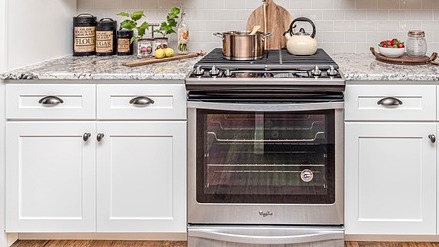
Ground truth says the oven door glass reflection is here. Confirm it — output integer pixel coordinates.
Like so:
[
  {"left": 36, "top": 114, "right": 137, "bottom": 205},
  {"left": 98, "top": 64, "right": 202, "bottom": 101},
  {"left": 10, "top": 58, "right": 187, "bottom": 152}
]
[{"left": 196, "top": 109, "right": 335, "bottom": 204}]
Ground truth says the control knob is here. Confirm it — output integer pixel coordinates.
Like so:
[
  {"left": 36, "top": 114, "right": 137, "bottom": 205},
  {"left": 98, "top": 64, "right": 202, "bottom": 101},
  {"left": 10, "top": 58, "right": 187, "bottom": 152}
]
[
  {"left": 193, "top": 65, "right": 205, "bottom": 76},
  {"left": 327, "top": 65, "right": 338, "bottom": 77},
  {"left": 311, "top": 65, "right": 322, "bottom": 77},
  {"left": 224, "top": 69, "right": 233, "bottom": 77},
  {"left": 209, "top": 65, "right": 220, "bottom": 77}
]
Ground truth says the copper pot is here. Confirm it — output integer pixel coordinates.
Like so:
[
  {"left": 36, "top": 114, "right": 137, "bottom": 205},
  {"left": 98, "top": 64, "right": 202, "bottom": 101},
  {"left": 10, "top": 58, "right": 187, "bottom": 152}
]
[{"left": 213, "top": 31, "right": 271, "bottom": 60}]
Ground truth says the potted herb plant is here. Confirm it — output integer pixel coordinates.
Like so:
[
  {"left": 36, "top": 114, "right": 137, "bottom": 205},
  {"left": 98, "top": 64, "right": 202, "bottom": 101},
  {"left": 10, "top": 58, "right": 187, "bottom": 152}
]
[
  {"left": 153, "top": 7, "right": 180, "bottom": 51},
  {"left": 117, "top": 10, "right": 149, "bottom": 43},
  {"left": 117, "top": 10, "right": 154, "bottom": 58}
]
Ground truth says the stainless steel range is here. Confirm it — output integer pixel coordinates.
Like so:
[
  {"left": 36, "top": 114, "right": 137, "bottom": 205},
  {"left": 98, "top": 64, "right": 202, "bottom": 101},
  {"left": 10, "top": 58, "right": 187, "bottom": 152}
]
[{"left": 186, "top": 48, "right": 345, "bottom": 247}]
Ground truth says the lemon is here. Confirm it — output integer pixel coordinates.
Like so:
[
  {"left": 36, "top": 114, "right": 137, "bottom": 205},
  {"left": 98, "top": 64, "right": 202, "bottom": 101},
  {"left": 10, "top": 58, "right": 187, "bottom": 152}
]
[
  {"left": 155, "top": 48, "right": 166, "bottom": 59},
  {"left": 164, "top": 48, "right": 174, "bottom": 57}
]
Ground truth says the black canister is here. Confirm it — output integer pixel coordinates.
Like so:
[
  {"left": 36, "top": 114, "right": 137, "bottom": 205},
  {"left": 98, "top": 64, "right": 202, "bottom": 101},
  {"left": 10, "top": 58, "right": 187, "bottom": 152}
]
[
  {"left": 73, "top": 14, "right": 97, "bottom": 56},
  {"left": 96, "top": 18, "right": 117, "bottom": 56},
  {"left": 117, "top": 30, "right": 134, "bottom": 55}
]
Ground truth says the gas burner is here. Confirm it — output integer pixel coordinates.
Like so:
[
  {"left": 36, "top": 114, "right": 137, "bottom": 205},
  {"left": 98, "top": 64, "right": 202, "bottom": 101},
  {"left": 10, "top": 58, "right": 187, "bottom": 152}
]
[{"left": 186, "top": 48, "right": 345, "bottom": 91}]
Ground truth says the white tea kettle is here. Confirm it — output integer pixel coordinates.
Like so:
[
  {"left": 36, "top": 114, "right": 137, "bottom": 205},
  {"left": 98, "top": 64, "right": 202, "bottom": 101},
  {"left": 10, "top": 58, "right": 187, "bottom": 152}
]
[{"left": 284, "top": 17, "right": 318, "bottom": 55}]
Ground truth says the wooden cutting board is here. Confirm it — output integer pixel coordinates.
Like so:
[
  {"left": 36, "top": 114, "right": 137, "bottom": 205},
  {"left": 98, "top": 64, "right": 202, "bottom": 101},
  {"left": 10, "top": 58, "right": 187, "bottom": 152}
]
[
  {"left": 247, "top": 0, "right": 293, "bottom": 50},
  {"left": 122, "top": 52, "right": 205, "bottom": 67}
]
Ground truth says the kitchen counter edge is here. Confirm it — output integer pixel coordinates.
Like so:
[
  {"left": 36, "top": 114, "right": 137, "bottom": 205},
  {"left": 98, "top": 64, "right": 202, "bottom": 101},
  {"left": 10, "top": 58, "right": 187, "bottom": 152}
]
[{"left": 1, "top": 53, "right": 439, "bottom": 82}]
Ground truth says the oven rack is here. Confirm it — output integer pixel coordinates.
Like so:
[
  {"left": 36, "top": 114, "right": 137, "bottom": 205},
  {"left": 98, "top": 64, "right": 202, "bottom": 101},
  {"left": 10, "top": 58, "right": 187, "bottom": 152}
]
[
  {"left": 210, "top": 120, "right": 323, "bottom": 131},
  {"left": 207, "top": 131, "right": 326, "bottom": 143}
]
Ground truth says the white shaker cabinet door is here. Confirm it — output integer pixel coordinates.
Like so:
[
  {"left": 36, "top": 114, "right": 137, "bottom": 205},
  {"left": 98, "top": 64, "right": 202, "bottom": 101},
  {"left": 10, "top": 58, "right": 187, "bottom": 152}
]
[
  {"left": 6, "top": 122, "right": 96, "bottom": 232},
  {"left": 96, "top": 121, "right": 186, "bottom": 232},
  {"left": 345, "top": 122, "right": 436, "bottom": 235}
]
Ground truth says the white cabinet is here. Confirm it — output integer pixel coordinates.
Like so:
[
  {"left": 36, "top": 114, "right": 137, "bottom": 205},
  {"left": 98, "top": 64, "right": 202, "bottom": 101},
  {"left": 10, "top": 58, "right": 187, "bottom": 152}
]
[
  {"left": 345, "top": 84, "right": 439, "bottom": 236},
  {"left": 345, "top": 122, "right": 436, "bottom": 235},
  {"left": 6, "top": 122, "right": 96, "bottom": 232},
  {"left": 5, "top": 83, "right": 187, "bottom": 233},
  {"left": 97, "top": 122, "right": 186, "bottom": 232}
]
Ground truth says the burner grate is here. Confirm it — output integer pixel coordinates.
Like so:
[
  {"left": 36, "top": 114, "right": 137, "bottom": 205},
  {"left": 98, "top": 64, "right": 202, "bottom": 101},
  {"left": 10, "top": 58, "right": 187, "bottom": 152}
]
[{"left": 194, "top": 48, "right": 339, "bottom": 71}]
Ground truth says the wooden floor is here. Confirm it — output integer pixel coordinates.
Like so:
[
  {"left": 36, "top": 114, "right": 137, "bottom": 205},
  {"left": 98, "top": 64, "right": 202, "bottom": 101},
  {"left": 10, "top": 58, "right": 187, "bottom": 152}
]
[{"left": 10, "top": 241, "right": 439, "bottom": 247}]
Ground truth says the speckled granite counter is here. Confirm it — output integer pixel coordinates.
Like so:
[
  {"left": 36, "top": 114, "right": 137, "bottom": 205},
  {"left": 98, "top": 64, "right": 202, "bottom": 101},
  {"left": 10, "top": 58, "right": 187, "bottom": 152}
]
[
  {"left": 1, "top": 52, "right": 439, "bottom": 82},
  {"left": 333, "top": 53, "right": 439, "bottom": 82},
  {"left": 0, "top": 55, "right": 201, "bottom": 81}
]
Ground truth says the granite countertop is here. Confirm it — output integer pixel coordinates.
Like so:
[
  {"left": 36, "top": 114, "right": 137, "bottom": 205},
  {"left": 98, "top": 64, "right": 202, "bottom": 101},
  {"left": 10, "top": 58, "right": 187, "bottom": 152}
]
[
  {"left": 333, "top": 53, "right": 439, "bottom": 81},
  {"left": 0, "top": 55, "right": 201, "bottom": 80},
  {"left": 1, "top": 52, "right": 439, "bottom": 81}
]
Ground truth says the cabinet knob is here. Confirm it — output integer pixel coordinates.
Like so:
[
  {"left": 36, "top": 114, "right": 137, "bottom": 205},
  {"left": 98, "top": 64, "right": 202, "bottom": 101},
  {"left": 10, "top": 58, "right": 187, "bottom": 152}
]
[
  {"left": 97, "top": 133, "right": 105, "bottom": 142},
  {"left": 129, "top": 96, "right": 155, "bottom": 106},
  {"left": 38, "top": 96, "right": 64, "bottom": 106},
  {"left": 83, "top": 133, "right": 91, "bottom": 142},
  {"left": 377, "top": 97, "right": 403, "bottom": 106},
  {"left": 429, "top": 134, "right": 436, "bottom": 143}
]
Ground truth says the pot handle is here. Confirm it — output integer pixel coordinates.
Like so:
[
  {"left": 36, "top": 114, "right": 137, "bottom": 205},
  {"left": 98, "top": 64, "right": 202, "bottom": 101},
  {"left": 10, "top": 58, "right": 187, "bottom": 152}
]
[
  {"left": 213, "top": 32, "right": 224, "bottom": 40},
  {"left": 262, "top": 32, "right": 272, "bottom": 41},
  {"left": 285, "top": 17, "right": 316, "bottom": 38}
]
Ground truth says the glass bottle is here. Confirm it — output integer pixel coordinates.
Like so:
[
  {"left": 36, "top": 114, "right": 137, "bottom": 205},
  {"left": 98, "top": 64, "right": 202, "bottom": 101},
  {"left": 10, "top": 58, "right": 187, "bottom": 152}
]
[
  {"left": 177, "top": 8, "right": 189, "bottom": 54},
  {"left": 406, "top": 30, "right": 427, "bottom": 57}
]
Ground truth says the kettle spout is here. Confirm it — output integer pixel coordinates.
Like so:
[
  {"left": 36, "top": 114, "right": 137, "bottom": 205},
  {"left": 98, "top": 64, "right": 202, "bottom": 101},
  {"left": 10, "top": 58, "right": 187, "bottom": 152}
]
[{"left": 283, "top": 31, "right": 291, "bottom": 39}]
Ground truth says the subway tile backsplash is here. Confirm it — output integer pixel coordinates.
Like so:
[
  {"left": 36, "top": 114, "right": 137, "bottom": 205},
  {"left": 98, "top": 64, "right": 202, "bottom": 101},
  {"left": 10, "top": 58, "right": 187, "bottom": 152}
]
[{"left": 77, "top": 0, "right": 439, "bottom": 54}]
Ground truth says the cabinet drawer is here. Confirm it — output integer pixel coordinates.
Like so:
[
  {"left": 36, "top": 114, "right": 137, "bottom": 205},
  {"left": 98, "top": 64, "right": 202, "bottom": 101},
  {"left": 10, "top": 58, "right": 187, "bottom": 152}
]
[
  {"left": 345, "top": 85, "right": 436, "bottom": 121},
  {"left": 97, "top": 84, "right": 186, "bottom": 120},
  {"left": 6, "top": 84, "right": 96, "bottom": 120}
]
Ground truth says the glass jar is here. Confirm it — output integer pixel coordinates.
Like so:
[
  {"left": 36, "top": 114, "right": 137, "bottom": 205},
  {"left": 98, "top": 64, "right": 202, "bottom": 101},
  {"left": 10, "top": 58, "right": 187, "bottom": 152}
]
[
  {"left": 406, "top": 30, "right": 427, "bottom": 57},
  {"left": 177, "top": 9, "right": 189, "bottom": 54}
]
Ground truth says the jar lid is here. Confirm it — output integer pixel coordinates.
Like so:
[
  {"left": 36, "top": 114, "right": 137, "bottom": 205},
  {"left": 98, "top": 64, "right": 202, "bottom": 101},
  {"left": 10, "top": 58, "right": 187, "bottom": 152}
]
[
  {"left": 408, "top": 30, "right": 425, "bottom": 37},
  {"left": 73, "top": 13, "right": 97, "bottom": 25},
  {"left": 97, "top": 18, "right": 117, "bottom": 29}
]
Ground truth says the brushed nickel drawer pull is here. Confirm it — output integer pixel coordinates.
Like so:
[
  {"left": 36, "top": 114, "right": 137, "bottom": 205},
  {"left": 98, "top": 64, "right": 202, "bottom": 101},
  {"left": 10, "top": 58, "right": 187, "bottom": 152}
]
[
  {"left": 129, "top": 96, "right": 155, "bottom": 106},
  {"left": 377, "top": 97, "right": 403, "bottom": 106},
  {"left": 83, "top": 133, "right": 91, "bottom": 142},
  {"left": 38, "top": 96, "right": 64, "bottom": 106}
]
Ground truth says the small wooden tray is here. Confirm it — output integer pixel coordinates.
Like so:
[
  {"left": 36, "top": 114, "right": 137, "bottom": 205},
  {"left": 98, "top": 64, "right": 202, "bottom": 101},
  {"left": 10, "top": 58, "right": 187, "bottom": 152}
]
[
  {"left": 370, "top": 47, "right": 438, "bottom": 65},
  {"left": 123, "top": 52, "right": 205, "bottom": 67}
]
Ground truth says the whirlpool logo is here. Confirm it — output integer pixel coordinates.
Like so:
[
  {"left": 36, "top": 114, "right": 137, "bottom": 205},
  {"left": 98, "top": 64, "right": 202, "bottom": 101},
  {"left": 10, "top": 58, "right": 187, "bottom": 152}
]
[{"left": 258, "top": 211, "right": 273, "bottom": 217}]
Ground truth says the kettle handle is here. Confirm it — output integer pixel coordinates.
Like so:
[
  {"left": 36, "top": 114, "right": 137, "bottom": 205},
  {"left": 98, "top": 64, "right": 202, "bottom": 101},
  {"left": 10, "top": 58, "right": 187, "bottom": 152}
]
[{"left": 284, "top": 17, "right": 316, "bottom": 38}]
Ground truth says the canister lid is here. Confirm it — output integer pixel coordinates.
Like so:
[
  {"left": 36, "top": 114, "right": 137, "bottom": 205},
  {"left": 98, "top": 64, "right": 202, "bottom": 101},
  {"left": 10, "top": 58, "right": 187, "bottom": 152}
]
[
  {"left": 117, "top": 29, "right": 134, "bottom": 37},
  {"left": 97, "top": 18, "right": 117, "bottom": 29},
  {"left": 408, "top": 30, "right": 425, "bottom": 37},
  {"left": 73, "top": 13, "right": 97, "bottom": 25}
]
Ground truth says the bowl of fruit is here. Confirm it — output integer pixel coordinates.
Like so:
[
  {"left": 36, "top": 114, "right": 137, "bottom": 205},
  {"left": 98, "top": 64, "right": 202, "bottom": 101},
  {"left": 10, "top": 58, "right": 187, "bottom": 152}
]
[{"left": 378, "top": 39, "right": 405, "bottom": 58}]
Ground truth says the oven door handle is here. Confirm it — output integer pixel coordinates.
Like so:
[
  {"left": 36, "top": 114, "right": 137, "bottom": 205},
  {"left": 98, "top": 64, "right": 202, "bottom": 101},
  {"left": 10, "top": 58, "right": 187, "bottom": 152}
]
[
  {"left": 187, "top": 101, "right": 344, "bottom": 112},
  {"left": 189, "top": 227, "right": 344, "bottom": 245}
]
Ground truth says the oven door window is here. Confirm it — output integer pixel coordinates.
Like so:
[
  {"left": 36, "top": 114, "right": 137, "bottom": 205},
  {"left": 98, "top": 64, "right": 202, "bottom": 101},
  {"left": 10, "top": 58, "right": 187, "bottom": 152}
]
[{"left": 196, "top": 109, "right": 336, "bottom": 204}]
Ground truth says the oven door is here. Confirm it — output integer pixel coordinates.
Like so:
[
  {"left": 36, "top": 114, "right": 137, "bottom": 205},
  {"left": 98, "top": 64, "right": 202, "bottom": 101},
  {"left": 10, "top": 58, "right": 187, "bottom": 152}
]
[{"left": 188, "top": 100, "right": 343, "bottom": 225}]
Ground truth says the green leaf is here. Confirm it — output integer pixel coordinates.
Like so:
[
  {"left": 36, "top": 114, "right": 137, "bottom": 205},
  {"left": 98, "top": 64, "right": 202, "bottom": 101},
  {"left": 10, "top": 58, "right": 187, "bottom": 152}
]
[
  {"left": 130, "top": 36, "right": 137, "bottom": 44},
  {"left": 117, "top": 11, "right": 130, "bottom": 17},
  {"left": 131, "top": 10, "right": 145, "bottom": 21},
  {"left": 136, "top": 21, "right": 149, "bottom": 37},
  {"left": 120, "top": 20, "right": 136, "bottom": 30},
  {"left": 171, "top": 7, "right": 180, "bottom": 15}
]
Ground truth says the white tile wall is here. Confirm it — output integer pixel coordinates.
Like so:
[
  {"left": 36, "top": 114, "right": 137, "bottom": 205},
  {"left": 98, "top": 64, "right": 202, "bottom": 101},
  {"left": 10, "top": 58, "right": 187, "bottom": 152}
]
[{"left": 78, "top": 0, "right": 439, "bottom": 54}]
